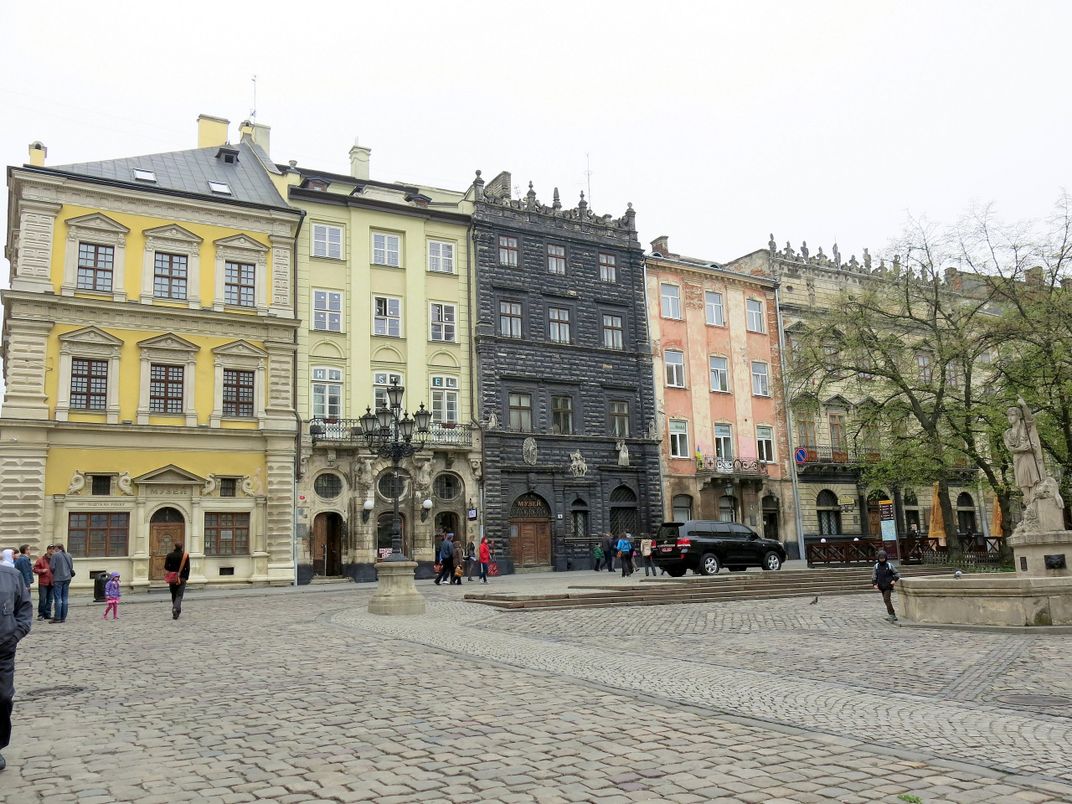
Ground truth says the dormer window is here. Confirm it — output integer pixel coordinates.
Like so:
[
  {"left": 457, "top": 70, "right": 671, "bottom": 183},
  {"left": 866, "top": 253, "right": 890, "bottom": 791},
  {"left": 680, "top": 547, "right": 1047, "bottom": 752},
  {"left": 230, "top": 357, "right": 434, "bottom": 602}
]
[
  {"left": 208, "top": 181, "right": 232, "bottom": 195},
  {"left": 304, "top": 178, "right": 329, "bottom": 192},
  {"left": 215, "top": 146, "right": 240, "bottom": 164},
  {"left": 132, "top": 168, "right": 156, "bottom": 182}
]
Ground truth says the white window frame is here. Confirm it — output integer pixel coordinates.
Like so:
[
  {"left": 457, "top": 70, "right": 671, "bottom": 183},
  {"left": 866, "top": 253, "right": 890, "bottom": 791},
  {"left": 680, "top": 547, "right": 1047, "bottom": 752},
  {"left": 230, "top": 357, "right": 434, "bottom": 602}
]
[
  {"left": 660, "top": 284, "right": 681, "bottom": 319},
  {"left": 374, "top": 371, "right": 404, "bottom": 411},
  {"left": 709, "top": 355, "right": 729, "bottom": 392},
  {"left": 55, "top": 327, "right": 122, "bottom": 424},
  {"left": 136, "top": 334, "right": 199, "bottom": 426},
  {"left": 669, "top": 420, "right": 690, "bottom": 458},
  {"left": 547, "top": 243, "right": 566, "bottom": 275},
  {"left": 705, "top": 291, "right": 724, "bottom": 326},
  {"left": 746, "top": 298, "right": 765, "bottom": 333},
  {"left": 212, "top": 234, "right": 269, "bottom": 313},
  {"left": 429, "top": 302, "right": 457, "bottom": 342},
  {"left": 599, "top": 253, "right": 617, "bottom": 282},
  {"left": 140, "top": 224, "right": 202, "bottom": 307},
  {"left": 373, "top": 295, "right": 402, "bottom": 337},
  {"left": 757, "top": 425, "right": 775, "bottom": 463},
  {"left": 312, "top": 224, "right": 343, "bottom": 260},
  {"left": 548, "top": 307, "right": 571, "bottom": 344},
  {"left": 498, "top": 235, "right": 519, "bottom": 267},
  {"left": 428, "top": 240, "right": 455, "bottom": 274},
  {"left": 665, "top": 350, "right": 686, "bottom": 388},
  {"left": 751, "top": 361, "right": 770, "bottom": 397},
  {"left": 372, "top": 232, "right": 401, "bottom": 267},
  {"left": 312, "top": 289, "right": 343, "bottom": 332},
  {"left": 602, "top": 314, "right": 624, "bottom": 350},
  {"left": 211, "top": 340, "right": 267, "bottom": 427},
  {"left": 312, "top": 367, "right": 343, "bottom": 419},
  {"left": 430, "top": 375, "right": 459, "bottom": 424},
  {"left": 61, "top": 213, "right": 129, "bottom": 302},
  {"left": 714, "top": 424, "right": 734, "bottom": 460}
]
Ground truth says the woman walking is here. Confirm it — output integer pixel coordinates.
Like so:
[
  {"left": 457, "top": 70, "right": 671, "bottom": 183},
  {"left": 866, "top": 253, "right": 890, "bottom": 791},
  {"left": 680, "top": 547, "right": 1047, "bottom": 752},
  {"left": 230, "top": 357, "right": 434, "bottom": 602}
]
[
  {"left": 163, "top": 544, "right": 190, "bottom": 620},
  {"left": 478, "top": 536, "right": 491, "bottom": 584},
  {"left": 616, "top": 533, "right": 635, "bottom": 577}
]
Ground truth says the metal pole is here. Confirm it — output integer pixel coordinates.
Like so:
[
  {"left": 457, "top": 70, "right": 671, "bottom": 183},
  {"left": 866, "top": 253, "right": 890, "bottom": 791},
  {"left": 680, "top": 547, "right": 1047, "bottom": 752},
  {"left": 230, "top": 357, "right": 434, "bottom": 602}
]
[{"left": 391, "top": 455, "right": 402, "bottom": 559}]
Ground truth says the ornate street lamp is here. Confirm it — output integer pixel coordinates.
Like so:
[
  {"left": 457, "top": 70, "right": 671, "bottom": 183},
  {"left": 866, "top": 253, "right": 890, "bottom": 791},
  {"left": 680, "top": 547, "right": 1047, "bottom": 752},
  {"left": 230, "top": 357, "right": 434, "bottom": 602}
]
[{"left": 360, "top": 380, "right": 432, "bottom": 562}]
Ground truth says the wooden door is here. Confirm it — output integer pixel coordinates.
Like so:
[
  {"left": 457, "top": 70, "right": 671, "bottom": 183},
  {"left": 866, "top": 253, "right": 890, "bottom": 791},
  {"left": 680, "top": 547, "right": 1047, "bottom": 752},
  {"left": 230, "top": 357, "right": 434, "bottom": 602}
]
[
  {"left": 514, "top": 520, "right": 551, "bottom": 566},
  {"left": 312, "top": 513, "right": 344, "bottom": 576},
  {"left": 150, "top": 523, "right": 184, "bottom": 580}
]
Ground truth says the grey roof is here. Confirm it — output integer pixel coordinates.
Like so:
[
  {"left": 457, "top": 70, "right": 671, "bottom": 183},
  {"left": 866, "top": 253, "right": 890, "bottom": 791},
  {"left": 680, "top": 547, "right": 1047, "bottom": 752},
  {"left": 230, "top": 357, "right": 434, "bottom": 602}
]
[{"left": 43, "top": 140, "right": 290, "bottom": 210}]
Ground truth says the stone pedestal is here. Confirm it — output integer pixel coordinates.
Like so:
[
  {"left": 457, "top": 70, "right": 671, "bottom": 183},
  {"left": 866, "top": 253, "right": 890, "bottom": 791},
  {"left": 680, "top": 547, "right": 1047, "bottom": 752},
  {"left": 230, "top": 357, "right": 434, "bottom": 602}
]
[
  {"left": 1008, "top": 530, "right": 1072, "bottom": 577},
  {"left": 367, "top": 561, "right": 426, "bottom": 616}
]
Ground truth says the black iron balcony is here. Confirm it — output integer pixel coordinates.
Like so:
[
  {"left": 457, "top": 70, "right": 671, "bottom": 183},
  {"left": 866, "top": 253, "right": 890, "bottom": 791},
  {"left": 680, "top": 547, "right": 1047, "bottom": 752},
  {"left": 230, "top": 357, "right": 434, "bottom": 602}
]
[
  {"left": 694, "top": 455, "right": 769, "bottom": 478},
  {"left": 795, "top": 444, "right": 881, "bottom": 465},
  {"left": 309, "top": 418, "right": 473, "bottom": 448}
]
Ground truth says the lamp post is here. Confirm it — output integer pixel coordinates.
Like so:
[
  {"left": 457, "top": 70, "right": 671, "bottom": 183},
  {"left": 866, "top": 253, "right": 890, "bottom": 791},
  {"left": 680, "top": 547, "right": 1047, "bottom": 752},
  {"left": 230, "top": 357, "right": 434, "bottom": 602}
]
[{"left": 359, "top": 380, "right": 432, "bottom": 561}]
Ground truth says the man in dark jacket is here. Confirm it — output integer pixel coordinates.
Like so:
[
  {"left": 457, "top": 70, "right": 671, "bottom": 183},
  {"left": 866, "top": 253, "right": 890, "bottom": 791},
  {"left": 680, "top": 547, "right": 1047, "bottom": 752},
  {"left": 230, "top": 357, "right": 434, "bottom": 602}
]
[
  {"left": 871, "top": 549, "right": 901, "bottom": 622},
  {"left": 601, "top": 533, "right": 616, "bottom": 572},
  {"left": 1, "top": 557, "right": 33, "bottom": 771},
  {"left": 13, "top": 547, "right": 32, "bottom": 591}
]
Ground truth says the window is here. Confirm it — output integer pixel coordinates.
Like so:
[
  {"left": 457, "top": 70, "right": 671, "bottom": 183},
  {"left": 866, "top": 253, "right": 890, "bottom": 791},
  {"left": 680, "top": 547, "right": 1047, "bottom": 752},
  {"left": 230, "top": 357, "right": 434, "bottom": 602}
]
[
  {"left": 499, "top": 301, "right": 522, "bottom": 338},
  {"left": 946, "top": 363, "right": 960, "bottom": 389},
  {"left": 917, "top": 352, "right": 932, "bottom": 383},
  {"left": 751, "top": 361, "right": 770, "bottom": 396},
  {"left": 312, "top": 224, "right": 343, "bottom": 259},
  {"left": 705, "top": 291, "right": 725, "bottom": 326},
  {"left": 378, "top": 473, "right": 406, "bottom": 499},
  {"left": 428, "top": 240, "right": 455, "bottom": 273},
  {"left": 430, "top": 376, "right": 459, "bottom": 424},
  {"left": 76, "top": 243, "right": 114, "bottom": 292},
  {"left": 313, "top": 290, "right": 343, "bottom": 332},
  {"left": 669, "top": 420, "right": 690, "bottom": 458},
  {"left": 817, "top": 489, "right": 842, "bottom": 536},
  {"left": 548, "top": 307, "right": 571, "bottom": 343},
  {"left": 70, "top": 358, "right": 108, "bottom": 411},
  {"left": 314, "top": 473, "right": 343, "bottom": 499},
  {"left": 757, "top": 425, "right": 775, "bottom": 463},
  {"left": 508, "top": 392, "right": 532, "bottom": 431},
  {"left": 610, "top": 401, "right": 630, "bottom": 437},
  {"left": 434, "top": 473, "right": 460, "bottom": 500},
  {"left": 224, "top": 261, "right": 255, "bottom": 307},
  {"left": 67, "top": 512, "right": 129, "bottom": 557},
  {"left": 719, "top": 496, "right": 737, "bottom": 523},
  {"left": 91, "top": 475, "right": 111, "bottom": 496},
  {"left": 149, "top": 364, "right": 184, "bottom": 414},
  {"left": 709, "top": 356, "right": 729, "bottom": 392},
  {"left": 665, "top": 350, "right": 685, "bottom": 387},
  {"left": 373, "top": 296, "right": 402, "bottom": 337},
  {"left": 372, "top": 232, "right": 401, "bottom": 267},
  {"left": 660, "top": 284, "right": 681, "bottom": 318},
  {"left": 829, "top": 413, "right": 847, "bottom": 450},
  {"left": 132, "top": 168, "right": 156, "bottom": 182},
  {"left": 672, "top": 494, "right": 693, "bottom": 522},
  {"left": 373, "top": 371, "right": 404, "bottom": 410},
  {"left": 153, "top": 253, "right": 188, "bottom": 300},
  {"left": 714, "top": 424, "right": 734, "bottom": 460},
  {"left": 204, "top": 512, "right": 250, "bottom": 556},
  {"left": 499, "top": 235, "right": 519, "bottom": 267},
  {"left": 551, "top": 395, "right": 574, "bottom": 435},
  {"left": 219, "top": 478, "right": 237, "bottom": 497},
  {"left": 746, "top": 299, "right": 764, "bottom": 332},
  {"left": 222, "top": 369, "right": 255, "bottom": 417},
  {"left": 599, "top": 253, "right": 617, "bottom": 282},
  {"left": 430, "top": 303, "right": 456, "bottom": 342},
  {"left": 797, "top": 415, "right": 817, "bottom": 448},
  {"left": 547, "top": 244, "right": 566, "bottom": 275},
  {"left": 312, "top": 367, "right": 342, "bottom": 419},
  {"left": 602, "top": 314, "right": 624, "bottom": 350},
  {"left": 208, "top": 181, "right": 232, "bottom": 195}
]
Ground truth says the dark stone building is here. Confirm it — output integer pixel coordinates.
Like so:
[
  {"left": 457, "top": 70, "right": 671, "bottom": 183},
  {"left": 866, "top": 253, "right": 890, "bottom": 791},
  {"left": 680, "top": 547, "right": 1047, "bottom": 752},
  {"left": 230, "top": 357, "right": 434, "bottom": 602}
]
[{"left": 472, "top": 171, "right": 662, "bottom": 573}]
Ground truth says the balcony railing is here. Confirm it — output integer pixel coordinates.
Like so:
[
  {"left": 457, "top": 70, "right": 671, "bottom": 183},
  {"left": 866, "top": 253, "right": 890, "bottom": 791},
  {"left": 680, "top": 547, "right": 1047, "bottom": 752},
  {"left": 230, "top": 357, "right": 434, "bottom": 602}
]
[
  {"left": 308, "top": 418, "right": 473, "bottom": 448},
  {"left": 694, "top": 456, "right": 769, "bottom": 477},
  {"left": 795, "top": 444, "right": 882, "bottom": 465}
]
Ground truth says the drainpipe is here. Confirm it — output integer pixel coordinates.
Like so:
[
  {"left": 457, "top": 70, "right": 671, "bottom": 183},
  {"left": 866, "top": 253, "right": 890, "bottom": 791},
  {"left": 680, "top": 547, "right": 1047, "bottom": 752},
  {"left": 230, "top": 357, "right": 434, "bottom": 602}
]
[
  {"left": 774, "top": 283, "right": 806, "bottom": 562},
  {"left": 290, "top": 207, "right": 306, "bottom": 586},
  {"left": 469, "top": 222, "right": 487, "bottom": 548}
]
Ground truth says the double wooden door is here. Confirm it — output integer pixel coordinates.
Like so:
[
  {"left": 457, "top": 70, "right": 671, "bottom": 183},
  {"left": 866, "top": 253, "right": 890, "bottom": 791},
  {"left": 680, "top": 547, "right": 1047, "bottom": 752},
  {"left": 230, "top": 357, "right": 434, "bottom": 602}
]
[
  {"left": 150, "top": 522, "right": 184, "bottom": 580},
  {"left": 312, "top": 513, "right": 343, "bottom": 576},
  {"left": 513, "top": 520, "right": 551, "bottom": 567}
]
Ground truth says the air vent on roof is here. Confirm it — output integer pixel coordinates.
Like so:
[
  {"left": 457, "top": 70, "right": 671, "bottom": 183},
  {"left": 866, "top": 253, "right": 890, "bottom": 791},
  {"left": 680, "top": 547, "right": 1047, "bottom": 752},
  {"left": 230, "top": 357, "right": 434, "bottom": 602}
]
[
  {"left": 208, "top": 181, "right": 232, "bottom": 195},
  {"left": 132, "top": 168, "right": 156, "bottom": 182},
  {"left": 215, "top": 146, "right": 240, "bottom": 164}
]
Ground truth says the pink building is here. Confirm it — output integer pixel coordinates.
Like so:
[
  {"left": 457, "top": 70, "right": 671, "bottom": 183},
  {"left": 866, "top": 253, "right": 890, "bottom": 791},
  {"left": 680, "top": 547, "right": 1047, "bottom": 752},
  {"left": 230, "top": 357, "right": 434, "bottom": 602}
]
[{"left": 645, "top": 236, "right": 798, "bottom": 550}]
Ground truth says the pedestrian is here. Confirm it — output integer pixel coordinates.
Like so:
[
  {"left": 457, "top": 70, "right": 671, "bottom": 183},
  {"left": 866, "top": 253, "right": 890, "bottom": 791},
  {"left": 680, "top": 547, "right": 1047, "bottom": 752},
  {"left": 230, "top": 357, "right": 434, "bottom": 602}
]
[
  {"left": 872, "top": 549, "right": 901, "bottom": 622},
  {"left": 592, "top": 542, "right": 604, "bottom": 571},
  {"left": 13, "top": 547, "right": 32, "bottom": 592},
  {"left": 48, "top": 543, "right": 74, "bottom": 624},
  {"left": 451, "top": 534, "right": 464, "bottom": 585},
  {"left": 639, "top": 537, "right": 658, "bottom": 577},
  {"left": 465, "top": 539, "right": 477, "bottom": 582},
  {"left": 601, "top": 532, "right": 616, "bottom": 572},
  {"left": 102, "top": 572, "right": 121, "bottom": 620},
  {"left": 478, "top": 536, "right": 491, "bottom": 584},
  {"left": 32, "top": 546, "right": 54, "bottom": 622},
  {"left": 434, "top": 534, "right": 454, "bottom": 585},
  {"left": 616, "top": 533, "right": 635, "bottom": 577},
  {"left": 163, "top": 543, "right": 190, "bottom": 620},
  {"left": 1, "top": 544, "right": 33, "bottom": 772}
]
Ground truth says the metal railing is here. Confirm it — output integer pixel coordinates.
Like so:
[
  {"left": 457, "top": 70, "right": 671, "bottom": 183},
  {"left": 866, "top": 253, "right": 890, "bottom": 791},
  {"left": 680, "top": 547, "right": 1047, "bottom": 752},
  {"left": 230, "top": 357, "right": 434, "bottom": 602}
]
[
  {"left": 805, "top": 538, "right": 884, "bottom": 565},
  {"left": 795, "top": 444, "right": 881, "bottom": 464},
  {"left": 308, "top": 418, "right": 473, "bottom": 447},
  {"left": 694, "top": 456, "right": 769, "bottom": 477}
]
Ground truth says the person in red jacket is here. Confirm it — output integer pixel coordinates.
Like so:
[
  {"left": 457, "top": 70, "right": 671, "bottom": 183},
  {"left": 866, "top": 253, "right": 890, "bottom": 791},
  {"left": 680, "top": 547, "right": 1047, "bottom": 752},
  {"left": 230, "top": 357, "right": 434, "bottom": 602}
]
[
  {"left": 32, "top": 545, "right": 54, "bottom": 622},
  {"left": 478, "top": 537, "right": 492, "bottom": 584}
]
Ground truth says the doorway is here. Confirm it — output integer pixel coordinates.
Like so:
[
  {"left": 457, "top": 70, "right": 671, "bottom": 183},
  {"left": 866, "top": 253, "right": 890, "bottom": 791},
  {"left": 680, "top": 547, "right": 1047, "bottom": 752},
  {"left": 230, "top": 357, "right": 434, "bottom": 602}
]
[
  {"left": 762, "top": 495, "right": 780, "bottom": 542},
  {"left": 867, "top": 490, "right": 889, "bottom": 537},
  {"left": 376, "top": 511, "right": 407, "bottom": 560},
  {"left": 312, "top": 512, "right": 344, "bottom": 576},
  {"left": 149, "top": 507, "right": 185, "bottom": 581},
  {"left": 509, "top": 492, "right": 552, "bottom": 567}
]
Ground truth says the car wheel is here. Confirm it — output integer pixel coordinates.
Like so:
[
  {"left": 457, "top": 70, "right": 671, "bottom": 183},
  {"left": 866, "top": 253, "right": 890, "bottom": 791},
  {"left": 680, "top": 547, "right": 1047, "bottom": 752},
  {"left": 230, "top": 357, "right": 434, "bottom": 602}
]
[
  {"left": 666, "top": 565, "right": 687, "bottom": 578},
  {"left": 762, "top": 551, "right": 782, "bottom": 571},
  {"left": 700, "top": 553, "right": 721, "bottom": 576}
]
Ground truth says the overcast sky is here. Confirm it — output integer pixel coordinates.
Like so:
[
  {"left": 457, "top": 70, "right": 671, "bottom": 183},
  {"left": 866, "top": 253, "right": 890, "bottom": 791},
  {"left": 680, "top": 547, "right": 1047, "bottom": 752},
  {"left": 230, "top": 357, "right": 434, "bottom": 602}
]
[{"left": 2, "top": 0, "right": 1070, "bottom": 270}]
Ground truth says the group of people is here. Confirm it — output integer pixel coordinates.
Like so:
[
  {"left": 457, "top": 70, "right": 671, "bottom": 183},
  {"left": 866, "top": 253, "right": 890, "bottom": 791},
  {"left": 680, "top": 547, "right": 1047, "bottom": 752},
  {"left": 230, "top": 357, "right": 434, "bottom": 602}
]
[
  {"left": 433, "top": 534, "right": 492, "bottom": 585},
  {"left": 593, "top": 533, "right": 661, "bottom": 578},
  {"left": 1, "top": 543, "right": 75, "bottom": 624}
]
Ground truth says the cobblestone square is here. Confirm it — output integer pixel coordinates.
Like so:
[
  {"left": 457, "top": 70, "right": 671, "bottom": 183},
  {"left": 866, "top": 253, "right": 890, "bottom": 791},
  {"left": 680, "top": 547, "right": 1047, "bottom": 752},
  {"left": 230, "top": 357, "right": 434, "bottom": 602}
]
[{"left": 3, "top": 574, "right": 1072, "bottom": 803}]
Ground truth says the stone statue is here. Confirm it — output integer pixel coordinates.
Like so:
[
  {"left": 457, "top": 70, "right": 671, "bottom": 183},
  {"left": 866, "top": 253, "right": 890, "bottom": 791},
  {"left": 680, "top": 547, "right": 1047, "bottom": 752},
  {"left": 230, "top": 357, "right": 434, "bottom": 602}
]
[
  {"left": 415, "top": 459, "right": 432, "bottom": 493},
  {"left": 67, "top": 470, "right": 86, "bottom": 495},
  {"left": 203, "top": 475, "right": 218, "bottom": 495},
  {"left": 568, "top": 450, "right": 588, "bottom": 477},
  {"left": 863, "top": 248, "right": 872, "bottom": 271},
  {"left": 646, "top": 419, "right": 660, "bottom": 441},
  {"left": 469, "top": 458, "right": 482, "bottom": 480},
  {"left": 800, "top": 241, "right": 809, "bottom": 260},
  {"left": 832, "top": 243, "right": 841, "bottom": 266},
  {"left": 522, "top": 437, "right": 538, "bottom": 466},
  {"left": 616, "top": 439, "right": 630, "bottom": 467},
  {"left": 768, "top": 233, "right": 777, "bottom": 253},
  {"left": 486, "top": 411, "right": 498, "bottom": 430},
  {"left": 1004, "top": 398, "right": 1065, "bottom": 533}
]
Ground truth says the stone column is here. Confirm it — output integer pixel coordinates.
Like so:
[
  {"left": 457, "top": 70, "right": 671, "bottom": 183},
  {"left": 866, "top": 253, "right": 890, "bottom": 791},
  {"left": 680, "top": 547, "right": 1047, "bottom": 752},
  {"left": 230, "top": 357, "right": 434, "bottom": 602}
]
[{"left": 265, "top": 437, "right": 296, "bottom": 584}]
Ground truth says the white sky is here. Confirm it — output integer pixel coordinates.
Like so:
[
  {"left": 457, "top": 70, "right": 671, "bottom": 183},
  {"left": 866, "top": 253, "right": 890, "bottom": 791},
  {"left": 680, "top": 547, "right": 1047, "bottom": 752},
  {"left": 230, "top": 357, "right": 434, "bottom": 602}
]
[{"left": 2, "top": 0, "right": 1071, "bottom": 269}]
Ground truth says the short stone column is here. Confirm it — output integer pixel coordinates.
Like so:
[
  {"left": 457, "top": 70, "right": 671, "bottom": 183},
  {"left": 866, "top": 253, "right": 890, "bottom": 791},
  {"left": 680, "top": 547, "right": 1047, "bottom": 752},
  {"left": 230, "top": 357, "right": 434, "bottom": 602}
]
[{"left": 368, "top": 561, "right": 426, "bottom": 616}]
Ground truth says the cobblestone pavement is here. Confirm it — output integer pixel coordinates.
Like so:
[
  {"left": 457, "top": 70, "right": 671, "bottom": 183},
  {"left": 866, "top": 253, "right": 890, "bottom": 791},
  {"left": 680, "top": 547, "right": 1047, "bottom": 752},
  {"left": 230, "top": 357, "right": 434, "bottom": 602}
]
[{"left": 2, "top": 575, "right": 1071, "bottom": 803}]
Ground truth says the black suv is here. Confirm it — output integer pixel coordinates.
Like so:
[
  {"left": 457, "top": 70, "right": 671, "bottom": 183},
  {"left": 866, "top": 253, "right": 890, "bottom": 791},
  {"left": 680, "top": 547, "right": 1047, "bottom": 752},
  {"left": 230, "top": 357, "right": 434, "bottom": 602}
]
[{"left": 651, "top": 520, "right": 787, "bottom": 576}]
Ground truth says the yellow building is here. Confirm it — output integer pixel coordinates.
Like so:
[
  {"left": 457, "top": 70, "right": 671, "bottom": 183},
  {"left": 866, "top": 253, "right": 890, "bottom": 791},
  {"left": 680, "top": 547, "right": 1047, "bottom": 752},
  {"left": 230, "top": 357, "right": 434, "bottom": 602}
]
[
  {"left": 0, "top": 115, "right": 303, "bottom": 589},
  {"left": 282, "top": 143, "right": 480, "bottom": 581}
]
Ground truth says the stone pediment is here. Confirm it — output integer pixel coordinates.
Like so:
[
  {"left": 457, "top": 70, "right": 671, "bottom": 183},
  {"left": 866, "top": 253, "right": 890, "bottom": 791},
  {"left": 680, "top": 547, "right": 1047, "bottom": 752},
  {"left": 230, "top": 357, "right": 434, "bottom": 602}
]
[
  {"left": 138, "top": 333, "right": 199, "bottom": 352},
  {"left": 213, "top": 339, "right": 266, "bottom": 358},
  {"left": 59, "top": 326, "right": 123, "bottom": 347},
  {"left": 65, "top": 212, "right": 130, "bottom": 234},
  {"left": 143, "top": 223, "right": 203, "bottom": 244},
  {"left": 824, "top": 394, "right": 854, "bottom": 409},
  {"left": 214, "top": 233, "right": 269, "bottom": 252},
  {"left": 133, "top": 465, "right": 205, "bottom": 485}
]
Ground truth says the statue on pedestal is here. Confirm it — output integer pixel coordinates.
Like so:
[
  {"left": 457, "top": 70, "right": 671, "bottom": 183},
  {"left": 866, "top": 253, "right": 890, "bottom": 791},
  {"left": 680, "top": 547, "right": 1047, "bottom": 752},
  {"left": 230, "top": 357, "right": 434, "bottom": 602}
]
[{"left": 1005, "top": 398, "right": 1065, "bottom": 533}]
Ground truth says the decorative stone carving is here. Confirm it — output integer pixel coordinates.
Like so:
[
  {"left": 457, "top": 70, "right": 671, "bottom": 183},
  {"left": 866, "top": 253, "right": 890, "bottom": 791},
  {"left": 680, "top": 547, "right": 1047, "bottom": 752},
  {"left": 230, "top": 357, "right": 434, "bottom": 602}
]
[
  {"left": 485, "top": 411, "right": 498, "bottom": 430},
  {"left": 241, "top": 468, "right": 264, "bottom": 496},
  {"left": 1005, "top": 399, "right": 1065, "bottom": 534},
  {"left": 415, "top": 459, "right": 432, "bottom": 494},
  {"left": 116, "top": 472, "right": 134, "bottom": 496},
  {"left": 469, "top": 458, "right": 482, "bottom": 480},
  {"left": 522, "top": 437, "right": 538, "bottom": 466},
  {"left": 203, "top": 475, "right": 218, "bottom": 495},
  {"left": 568, "top": 450, "right": 588, "bottom": 477},
  {"left": 67, "top": 470, "right": 86, "bottom": 495},
  {"left": 646, "top": 419, "right": 660, "bottom": 441},
  {"left": 617, "top": 439, "right": 630, "bottom": 467}
]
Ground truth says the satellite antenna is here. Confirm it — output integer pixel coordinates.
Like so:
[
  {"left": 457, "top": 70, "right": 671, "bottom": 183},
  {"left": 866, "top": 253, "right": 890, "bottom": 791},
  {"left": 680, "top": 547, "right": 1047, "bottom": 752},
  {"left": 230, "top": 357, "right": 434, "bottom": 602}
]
[
  {"left": 585, "top": 153, "right": 593, "bottom": 205},
  {"left": 250, "top": 75, "right": 257, "bottom": 123}
]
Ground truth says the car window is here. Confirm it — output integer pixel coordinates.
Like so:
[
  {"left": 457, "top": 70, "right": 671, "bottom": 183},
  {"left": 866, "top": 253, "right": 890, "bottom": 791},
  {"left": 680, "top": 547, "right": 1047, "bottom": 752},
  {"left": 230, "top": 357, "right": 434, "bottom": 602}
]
[{"left": 656, "top": 524, "right": 680, "bottom": 540}]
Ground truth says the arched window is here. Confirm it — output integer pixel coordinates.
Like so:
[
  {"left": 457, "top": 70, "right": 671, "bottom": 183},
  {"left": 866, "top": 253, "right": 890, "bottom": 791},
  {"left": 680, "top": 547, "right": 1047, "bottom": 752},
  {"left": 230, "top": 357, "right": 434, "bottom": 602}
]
[
  {"left": 956, "top": 492, "right": 977, "bottom": 535},
  {"left": 671, "top": 494, "right": 693, "bottom": 522},
  {"left": 817, "top": 489, "right": 841, "bottom": 536},
  {"left": 433, "top": 473, "right": 461, "bottom": 501},
  {"left": 718, "top": 495, "right": 737, "bottom": 523},
  {"left": 956, "top": 492, "right": 974, "bottom": 508}
]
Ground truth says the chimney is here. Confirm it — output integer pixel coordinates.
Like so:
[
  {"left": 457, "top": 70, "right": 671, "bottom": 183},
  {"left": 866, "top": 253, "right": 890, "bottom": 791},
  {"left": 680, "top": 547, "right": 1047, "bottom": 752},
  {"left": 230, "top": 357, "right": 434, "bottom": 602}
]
[
  {"left": 349, "top": 141, "right": 371, "bottom": 180},
  {"left": 944, "top": 266, "right": 961, "bottom": 290},
  {"left": 251, "top": 122, "right": 270, "bottom": 156},
  {"left": 650, "top": 235, "right": 670, "bottom": 256},
  {"left": 1025, "top": 266, "right": 1044, "bottom": 286},
  {"left": 197, "top": 114, "right": 230, "bottom": 148},
  {"left": 27, "top": 141, "right": 47, "bottom": 166}
]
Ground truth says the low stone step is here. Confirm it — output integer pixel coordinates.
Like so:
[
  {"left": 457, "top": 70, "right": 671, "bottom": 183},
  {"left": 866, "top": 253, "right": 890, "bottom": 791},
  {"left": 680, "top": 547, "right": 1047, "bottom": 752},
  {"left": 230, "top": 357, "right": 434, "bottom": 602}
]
[{"left": 470, "top": 586, "right": 874, "bottom": 610}]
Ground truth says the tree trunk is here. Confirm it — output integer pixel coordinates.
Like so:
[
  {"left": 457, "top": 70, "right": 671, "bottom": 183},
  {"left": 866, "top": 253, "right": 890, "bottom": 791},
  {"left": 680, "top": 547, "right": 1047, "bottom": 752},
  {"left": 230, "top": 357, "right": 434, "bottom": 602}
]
[{"left": 937, "top": 477, "right": 960, "bottom": 555}]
